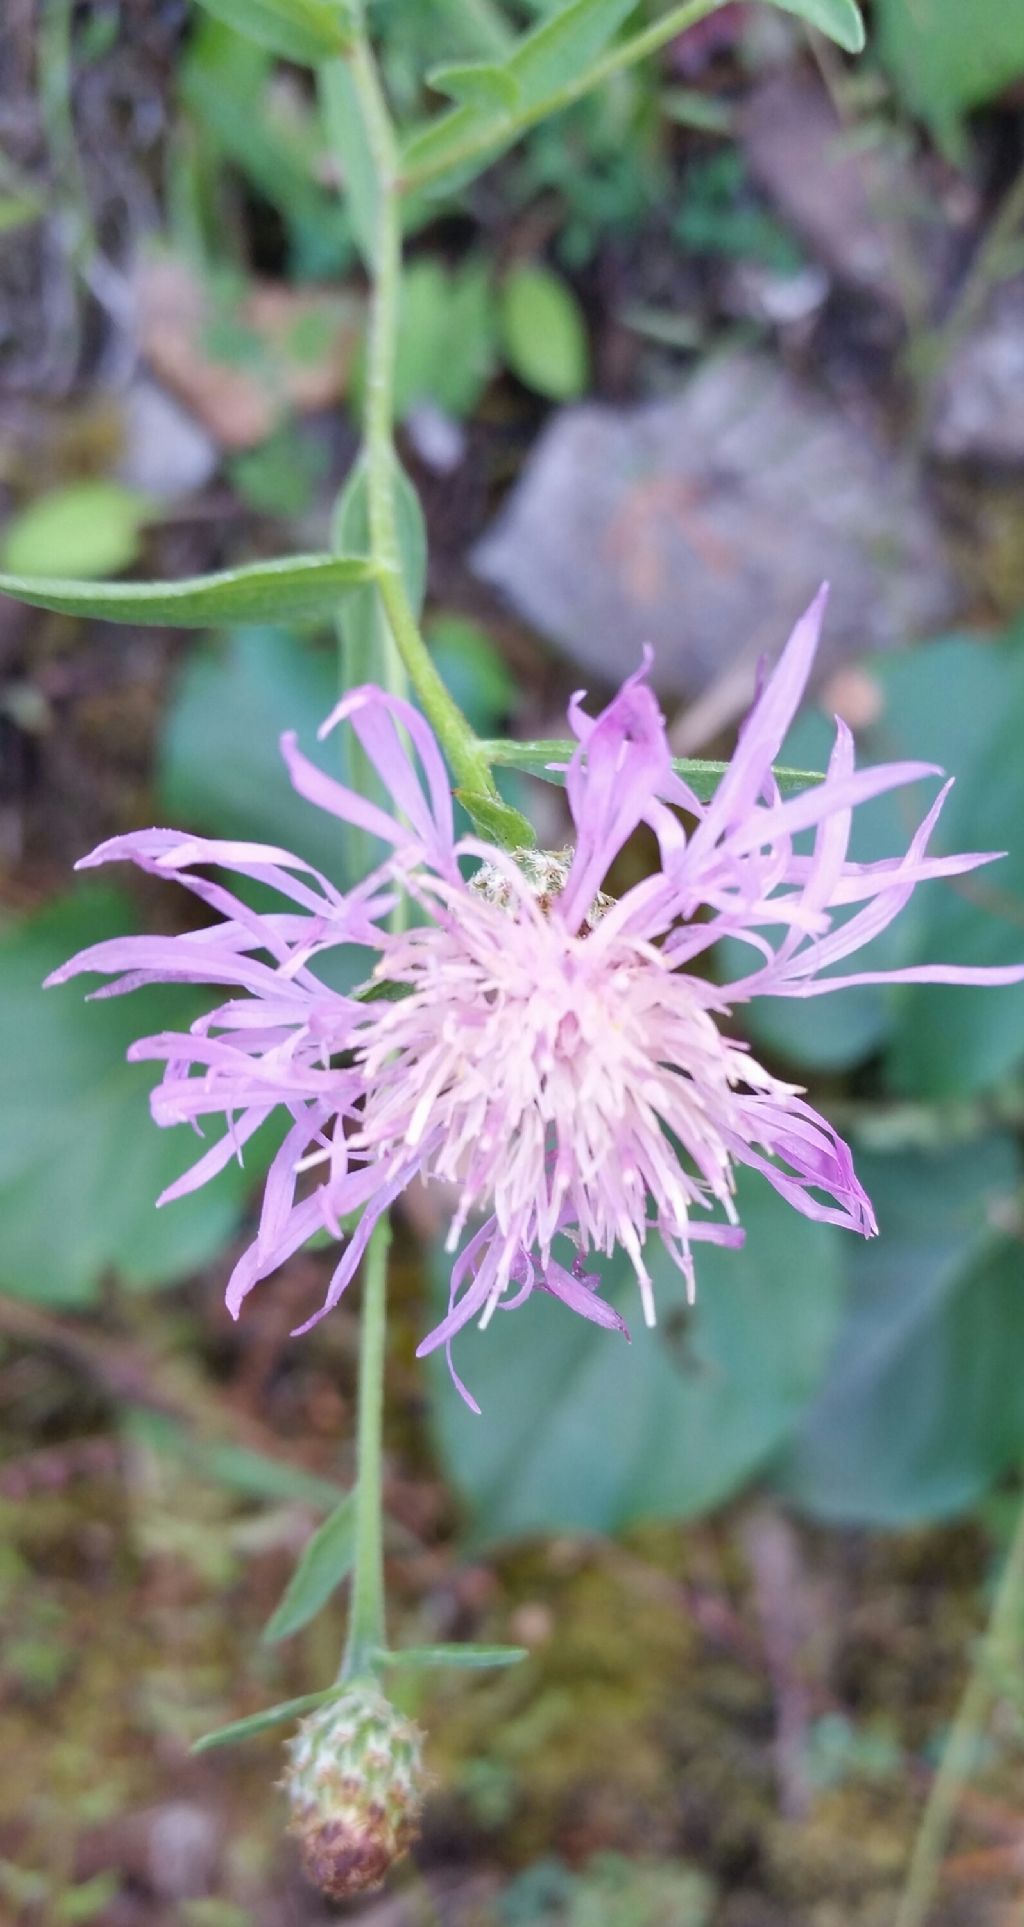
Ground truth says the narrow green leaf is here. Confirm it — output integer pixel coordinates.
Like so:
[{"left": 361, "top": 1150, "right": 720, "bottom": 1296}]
[
  {"left": 192, "top": 0, "right": 353, "bottom": 65},
  {"left": 319, "top": 57, "right": 378, "bottom": 270},
  {"left": 455, "top": 787, "right": 536, "bottom": 850},
  {"left": 479, "top": 740, "right": 825, "bottom": 801},
  {"left": 126, "top": 1411, "right": 347, "bottom": 1511},
  {"left": 760, "top": 0, "right": 865, "bottom": 54},
  {"left": 191, "top": 1686, "right": 343, "bottom": 1754},
  {"left": 0, "top": 553, "right": 376, "bottom": 627},
  {"left": 263, "top": 1492, "right": 357, "bottom": 1644},
  {"left": 376, "top": 1643, "right": 529, "bottom": 1671},
  {"left": 427, "top": 60, "right": 521, "bottom": 111}
]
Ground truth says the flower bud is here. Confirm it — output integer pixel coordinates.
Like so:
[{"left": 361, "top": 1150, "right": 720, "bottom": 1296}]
[{"left": 284, "top": 1682, "right": 426, "bottom": 1899}]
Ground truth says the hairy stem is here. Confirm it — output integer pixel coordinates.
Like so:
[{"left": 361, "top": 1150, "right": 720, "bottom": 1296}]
[
  {"left": 344, "top": 35, "right": 504, "bottom": 808},
  {"left": 340, "top": 1216, "right": 391, "bottom": 1680},
  {"left": 895, "top": 1488, "right": 1024, "bottom": 1927}
]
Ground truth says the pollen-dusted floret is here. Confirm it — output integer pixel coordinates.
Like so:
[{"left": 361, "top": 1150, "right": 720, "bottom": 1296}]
[
  {"left": 284, "top": 1683, "right": 426, "bottom": 1899},
  {"left": 47, "top": 586, "right": 1024, "bottom": 1407}
]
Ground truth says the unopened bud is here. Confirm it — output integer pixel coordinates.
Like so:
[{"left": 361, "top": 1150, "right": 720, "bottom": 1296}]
[{"left": 284, "top": 1682, "right": 426, "bottom": 1899}]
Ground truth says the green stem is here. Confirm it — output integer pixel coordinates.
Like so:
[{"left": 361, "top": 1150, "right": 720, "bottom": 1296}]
[
  {"left": 895, "top": 1488, "right": 1024, "bottom": 1927},
  {"left": 401, "top": 0, "right": 733, "bottom": 194},
  {"left": 340, "top": 1215, "right": 391, "bottom": 1680},
  {"left": 345, "top": 35, "right": 505, "bottom": 810}
]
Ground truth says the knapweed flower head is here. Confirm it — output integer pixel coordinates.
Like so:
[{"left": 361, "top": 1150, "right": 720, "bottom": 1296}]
[
  {"left": 49, "top": 588, "right": 1024, "bottom": 1405},
  {"left": 284, "top": 1682, "right": 426, "bottom": 1898}
]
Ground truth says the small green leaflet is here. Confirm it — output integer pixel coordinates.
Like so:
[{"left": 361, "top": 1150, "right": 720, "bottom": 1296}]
[
  {"left": 191, "top": 1686, "right": 345, "bottom": 1754},
  {"left": 375, "top": 1643, "right": 529, "bottom": 1670},
  {"left": 427, "top": 60, "right": 521, "bottom": 112},
  {"left": 762, "top": 0, "right": 865, "bottom": 54},
  {"left": 0, "top": 553, "right": 376, "bottom": 627},
  {"left": 480, "top": 740, "right": 825, "bottom": 801},
  {"left": 454, "top": 786, "right": 537, "bottom": 851},
  {"left": 192, "top": 0, "right": 353, "bottom": 65},
  {"left": 262, "top": 1492, "right": 357, "bottom": 1644},
  {"left": 401, "top": 0, "right": 638, "bottom": 190}
]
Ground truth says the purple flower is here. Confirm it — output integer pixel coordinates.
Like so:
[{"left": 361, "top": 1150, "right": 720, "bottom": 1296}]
[{"left": 48, "top": 589, "right": 1024, "bottom": 1407}]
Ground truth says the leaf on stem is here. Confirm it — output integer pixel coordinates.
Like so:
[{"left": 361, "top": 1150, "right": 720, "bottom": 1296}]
[
  {"left": 479, "top": 740, "right": 824, "bottom": 800},
  {"left": 0, "top": 554, "right": 377, "bottom": 627},
  {"left": 375, "top": 1643, "right": 529, "bottom": 1670},
  {"left": 191, "top": 1687, "right": 345, "bottom": 1754},
  {"left": 263, "top": 1492, "right": 358, "bottom": 1644},
  {"left": 401, "top": 0, "right": 639, "bottom": 192},
  {"left": 760, "top": 0, "right": 866, "bottom": 54},
  {"left": 426, "top": 60, "right": 522, "bottom": 112},
  {"left": 192, "top": 0, "right": 354, "bottom": 65},
  {"left": 455, "top": 787, "right": 537, "bottom": 850}
]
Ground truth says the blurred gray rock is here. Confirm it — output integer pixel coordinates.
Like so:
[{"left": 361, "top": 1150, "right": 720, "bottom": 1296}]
[
  {"left": 741, "top": 73, "right": 923, "bottom": 306},
  {"left": 116, "top": 379, "right": 218, "bottom": 500},
  {"left": 929, "top": 279, "right": 1024, "bottom": 466},
  {"left": 472, "top": 354, "right": 959, "bottom": 698}
]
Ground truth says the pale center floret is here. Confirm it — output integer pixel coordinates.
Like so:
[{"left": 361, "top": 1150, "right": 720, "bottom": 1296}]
[{"left": 350, "top": 853, "right": 777, "bottom": 1327}]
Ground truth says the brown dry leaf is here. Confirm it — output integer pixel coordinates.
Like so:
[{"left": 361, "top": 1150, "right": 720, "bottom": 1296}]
[{"left": 137, "top": 254, "right": 362, "bottom": 450}]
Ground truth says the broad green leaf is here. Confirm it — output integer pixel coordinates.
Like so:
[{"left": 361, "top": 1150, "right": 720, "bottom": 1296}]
[
  {"left": 401, "top": 0, "right": 639, "bottom": 190},
  {"left": 157, "top": 627, "right": 349, "bottom": 883},
  {"left": 0, "top": 552, "right": 375, "bottom": 627},
  {"left": 0, "top": 889, "right": 255, "bottom": 1306},
  {"left": 480, "top": 738, "right": 824, "bottom": 800},
  {"left": 126, "top": 1411, "right": 346, "bottom": 1512},
  {"left": 877, "top": 638, "right": 1024, "bottom": 1100},
  {"left": 426, "top": 1173, "right": 843, "bottom": 1545},
  {"left": 874, "top": 0, "right": 1024, "bottom": 152},
  {"left": 719, "top": 629, "right": 1024, "bottom": 1085},
  {"left": 715, "top": 709, "right": 896, "bottom": 1076},
  {"left": 191, "top": 0, "right": 353, "bottom": 65},
  {"left": 262, "top": 1492, "right": 356, "bottom": 1642},
  {"left": 376, "top": 1644, "right": 528, "bottom": 1670},
  {"left": 760, "top": 0, "right": 865, "bottom": 56},
  {"left": 779, "top": 1138, "right": 1024, "bottom": 1523},
  {"left": 1, "top": 482, "right": 150, "bottom": 581},
  {"left": 427, "top": 60, "right": 521, "bottom": 112},
  {"left": 192, "top": 1686, "right": 344, "bottom": 1754},
  {"left": 500, "top": 263, "right": 589, "bottom": 402}
]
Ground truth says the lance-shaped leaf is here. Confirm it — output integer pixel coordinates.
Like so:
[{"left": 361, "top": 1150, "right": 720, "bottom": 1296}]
[
  {"left": 0, "top": 553, "right": 376, "bottom": 627},
  {"left": 426, "top": 60, "right": 522, "bottom": 112},
  {"left": 192, "top": 1686, "right": 345, "bottom": 1754},
  {"left": 402, "top": 0, "right": 639, "bottom": 190},
  {"left": 402, "top": 0, "right": 865, "bottom": 193},
  {"left": 765, "top": 0, "right": 865, "bottom": 52},
  {"left": 262, "top": 1492, "right": 357, "bottom": 1644},
  {"left": 375, "top": 1643, "right": 529, "bottom": 1670},
  {"left": 192, "top": 0, "right": 354, "bottom": 64},
  {"left": 480, "top": 739, "right": 824, "bottom": 802}
]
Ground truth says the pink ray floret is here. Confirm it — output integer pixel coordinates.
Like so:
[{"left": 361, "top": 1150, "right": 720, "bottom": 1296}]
[{"left": 48, "top": 588, "right": 1024, "bottom": 1409}]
